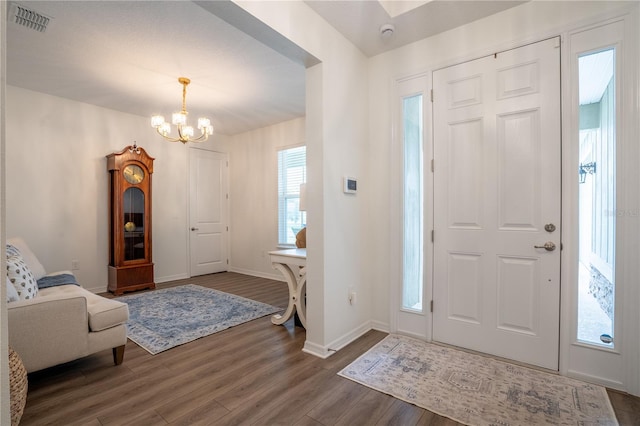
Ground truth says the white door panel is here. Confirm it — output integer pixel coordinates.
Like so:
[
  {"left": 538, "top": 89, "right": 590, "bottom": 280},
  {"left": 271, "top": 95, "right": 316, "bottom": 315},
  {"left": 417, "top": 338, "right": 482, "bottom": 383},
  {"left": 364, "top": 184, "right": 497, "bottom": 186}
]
[
  {"left": 189, "top": 149, "right": 228, "bottom": 276},
  {"left": 433, "top": 38, "right": 561, "bottom": 370}
]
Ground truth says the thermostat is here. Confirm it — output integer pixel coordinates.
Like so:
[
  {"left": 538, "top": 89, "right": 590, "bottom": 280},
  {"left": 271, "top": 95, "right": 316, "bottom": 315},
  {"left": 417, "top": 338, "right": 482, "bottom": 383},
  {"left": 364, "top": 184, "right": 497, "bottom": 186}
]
[{"left": 343, "top": 176, "right": 357, "bottom": 194}]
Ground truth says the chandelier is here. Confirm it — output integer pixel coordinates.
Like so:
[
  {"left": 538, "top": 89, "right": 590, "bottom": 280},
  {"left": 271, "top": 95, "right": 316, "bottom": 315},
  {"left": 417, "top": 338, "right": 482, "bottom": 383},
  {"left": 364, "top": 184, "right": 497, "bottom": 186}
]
[{"left": 151, "top": 77, "right": 213, "bottom": 144}]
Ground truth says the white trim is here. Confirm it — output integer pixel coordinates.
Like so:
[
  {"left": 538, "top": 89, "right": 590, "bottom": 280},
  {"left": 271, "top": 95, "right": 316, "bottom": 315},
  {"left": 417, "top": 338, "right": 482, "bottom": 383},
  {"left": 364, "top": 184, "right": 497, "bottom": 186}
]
[
  {"left": 302, "top": 340, "right": 332, "bottom": 359},
  {"left": 227, "top": 266, "right": 283, "bottom": 282},
  {"left": 560, "top": 12, "right": 639, "bottom": 393},
  {"left": 387, "top": 2, "right": 640, "bottom": 395},
  {"left": 303, "top": 321, "right": 373, "bottom": 359},
  {"left": 371, "top": 320, "right": 390, "bottom": 333},
  {"left": 186, "top": 147, "right": 231, "bottom": 279},
  {"left": 395, "top": 329, "right": 429, "bottom": 342},
  {"left": 155, "top": 273, "right": 190, "bottom": 284},
  {"left": 567, "top": 369, "right": 624, "bottom": 391},
  {"left": 389, "top": 74, "right": 432, "bottom": 341}
]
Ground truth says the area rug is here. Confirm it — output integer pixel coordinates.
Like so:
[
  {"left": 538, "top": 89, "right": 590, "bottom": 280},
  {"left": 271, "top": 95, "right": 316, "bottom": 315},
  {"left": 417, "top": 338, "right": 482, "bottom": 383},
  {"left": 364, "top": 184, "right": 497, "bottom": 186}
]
[
  {"left": 119, "top": 284, "right": 281, "bottom": 355},
  {"left": 338, "top": 334, "right": 618, "bottom": 426}
]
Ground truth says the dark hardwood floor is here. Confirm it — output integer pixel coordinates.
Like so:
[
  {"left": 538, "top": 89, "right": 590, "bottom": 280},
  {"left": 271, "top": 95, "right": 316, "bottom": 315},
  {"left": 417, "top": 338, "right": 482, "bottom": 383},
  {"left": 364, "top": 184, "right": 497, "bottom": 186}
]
[{"left": 19, "top": 272, "right": 640, "bottom": 425}]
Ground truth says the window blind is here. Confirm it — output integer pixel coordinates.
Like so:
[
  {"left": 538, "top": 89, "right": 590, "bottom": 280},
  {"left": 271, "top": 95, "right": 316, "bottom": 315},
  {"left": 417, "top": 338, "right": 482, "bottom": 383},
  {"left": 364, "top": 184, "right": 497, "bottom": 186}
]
[{"left": 278, "top": 146, "right": 306, "bottom": 246}]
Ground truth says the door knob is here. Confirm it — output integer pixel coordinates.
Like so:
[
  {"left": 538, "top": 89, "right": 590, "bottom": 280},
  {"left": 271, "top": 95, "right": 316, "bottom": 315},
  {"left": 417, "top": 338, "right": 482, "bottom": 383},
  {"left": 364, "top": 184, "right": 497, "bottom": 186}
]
[
  {"left": 191, "top": 227, "right": 199, "bottom": 231},
  {"left": 534, "top": 242, "right": 556, "bottom": 251}
]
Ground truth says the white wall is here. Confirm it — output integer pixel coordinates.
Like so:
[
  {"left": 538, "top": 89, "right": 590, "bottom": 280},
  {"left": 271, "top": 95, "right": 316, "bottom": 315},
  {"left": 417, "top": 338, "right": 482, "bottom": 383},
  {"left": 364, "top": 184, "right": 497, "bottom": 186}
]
[
  {"left": 5, "top": 86, "right": 231, "bottom": 292},
  {"left": 234, "top": 1, "right": 372, "bottom": 355},
  {"left": 368, "top": 0, "right": 639, "bottom": 330},
  {"left": 0, "top": 5, "right": 8, "bottom": 423},
  {"left": 368, "top": 0, "right": 639, "bottom": 393},
  {"left": 227, "top": 117, "right": 305, "bottom": 279}
]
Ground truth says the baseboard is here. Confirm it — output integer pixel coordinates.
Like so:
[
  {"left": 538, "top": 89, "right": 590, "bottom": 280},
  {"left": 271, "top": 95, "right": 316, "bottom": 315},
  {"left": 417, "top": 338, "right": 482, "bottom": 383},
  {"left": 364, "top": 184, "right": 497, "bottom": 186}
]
[
  {"left": 302, "top": 340, "right": 331, "bottom": 359},
  {"left": 303, "top": 321, "right": 374, "bottom": 359},
  {"left": 567, "top": 369, "right": 625, "bottom": 391},
  {"left": 371, "top": 320, "right": 390, "bottom": 333},
  {"left": 396, "top": 330, "right": 429, "bottom": 341},
  {"left": 155, "top": 273, "right": 190, "bottom": 284},
  {"left": 227, "top": 266, "right": 283, "bottom": 282}
]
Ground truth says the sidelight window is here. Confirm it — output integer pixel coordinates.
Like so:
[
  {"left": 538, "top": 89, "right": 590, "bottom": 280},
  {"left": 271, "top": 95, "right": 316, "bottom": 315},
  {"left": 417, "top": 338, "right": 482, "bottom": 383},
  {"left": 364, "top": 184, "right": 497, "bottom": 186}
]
[
  {"left": 577, "top": 48, "right": 616, "bottom": 347},
  {"left": 402, "top": 94, "right": 424, "bottom": 311}
]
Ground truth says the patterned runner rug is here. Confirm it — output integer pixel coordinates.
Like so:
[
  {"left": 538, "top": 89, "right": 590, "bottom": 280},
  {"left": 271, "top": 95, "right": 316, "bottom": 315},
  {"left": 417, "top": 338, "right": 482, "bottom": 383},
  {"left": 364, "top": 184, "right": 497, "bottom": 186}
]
[
  {"left": 119, "top": 284, "right": 281, "bottom": 354},
  {"left": 339, "top": 334, "right": 618, "bottom": 425}
]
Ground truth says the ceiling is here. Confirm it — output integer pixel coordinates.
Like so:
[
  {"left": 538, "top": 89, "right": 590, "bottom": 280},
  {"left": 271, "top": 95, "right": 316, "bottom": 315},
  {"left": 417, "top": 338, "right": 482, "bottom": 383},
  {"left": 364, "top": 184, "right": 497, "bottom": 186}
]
[
  {"left": 6, "top": 0, "right": 525, "bottom": 136},
  {"left": 305, "top": 0, "right": 526, "bottom": 58}
]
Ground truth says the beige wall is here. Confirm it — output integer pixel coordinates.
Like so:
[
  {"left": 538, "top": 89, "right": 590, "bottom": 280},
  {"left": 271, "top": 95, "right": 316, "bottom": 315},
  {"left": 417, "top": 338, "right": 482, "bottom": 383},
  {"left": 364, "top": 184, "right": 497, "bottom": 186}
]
[
  {"left": 5, "top": 86, "right": 231, "bottom": 292},
  {"left": 227, "top": 117, "right": 305, "bottom": 279},
  {"left": 236, "top": 1, "right": 372, "bottom": 355}
]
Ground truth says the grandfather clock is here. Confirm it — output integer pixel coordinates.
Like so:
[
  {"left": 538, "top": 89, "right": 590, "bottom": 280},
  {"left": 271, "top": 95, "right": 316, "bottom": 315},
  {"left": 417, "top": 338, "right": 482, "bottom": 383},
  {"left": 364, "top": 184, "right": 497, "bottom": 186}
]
[{"left": 106, "top": 144, "right": 155, "bottom": 295}]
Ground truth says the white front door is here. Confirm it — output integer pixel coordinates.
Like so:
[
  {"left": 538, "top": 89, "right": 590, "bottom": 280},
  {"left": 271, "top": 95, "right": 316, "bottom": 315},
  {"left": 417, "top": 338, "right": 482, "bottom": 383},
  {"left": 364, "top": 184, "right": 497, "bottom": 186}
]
[
  {"left": 432, "top": 38, "right": 561, "bottom": 370},
  {"left": 189, "top": 149, "right": 228, "bottom": 276}
]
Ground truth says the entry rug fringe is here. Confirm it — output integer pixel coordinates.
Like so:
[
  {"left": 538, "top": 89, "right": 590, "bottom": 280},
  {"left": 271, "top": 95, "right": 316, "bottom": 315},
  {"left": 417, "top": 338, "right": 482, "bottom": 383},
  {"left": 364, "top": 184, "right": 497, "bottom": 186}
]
[
  {"left": 338, "top": 334, "right": 618, "bottom": 426},
  {"left": 119, "top": 284, "right": 281, "bottom": 355}
]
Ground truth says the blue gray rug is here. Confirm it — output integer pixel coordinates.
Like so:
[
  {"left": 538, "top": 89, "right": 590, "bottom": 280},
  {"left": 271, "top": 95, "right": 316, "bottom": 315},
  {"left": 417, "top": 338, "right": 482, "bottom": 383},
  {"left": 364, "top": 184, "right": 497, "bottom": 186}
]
[{"left": 119, "top": 284, "right": 282, "bottom": 354}]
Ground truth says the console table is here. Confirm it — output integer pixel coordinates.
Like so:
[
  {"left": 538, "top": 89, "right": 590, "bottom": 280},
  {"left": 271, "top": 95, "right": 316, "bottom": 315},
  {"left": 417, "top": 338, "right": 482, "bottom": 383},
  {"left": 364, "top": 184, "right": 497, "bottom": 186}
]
[{"left": 269, "top": 248, "right": 306, "bottom": 328}]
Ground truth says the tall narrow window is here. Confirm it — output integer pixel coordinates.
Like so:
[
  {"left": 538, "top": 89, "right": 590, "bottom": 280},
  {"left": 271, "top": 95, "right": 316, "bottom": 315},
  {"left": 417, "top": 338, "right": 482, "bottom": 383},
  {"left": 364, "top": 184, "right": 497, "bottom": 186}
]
[
  {"left": 278, "top": 146, "right": 306, "bottom": 246},
  {"left": 577, "top": 48, "right": 616, "bottom": 346},
  {"left": 402, "top": 94, "right": 424, "bottom": 311}
]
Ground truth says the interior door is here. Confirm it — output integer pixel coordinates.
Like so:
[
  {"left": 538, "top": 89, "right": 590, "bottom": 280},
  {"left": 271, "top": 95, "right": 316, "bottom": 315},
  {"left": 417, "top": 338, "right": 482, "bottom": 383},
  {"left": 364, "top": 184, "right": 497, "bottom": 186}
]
[
  {"left": 432, "top": 38, "right": 561, "bottom": 370},
  {"left": 189, "top": 148, "right": 228, "bottom": 276}
]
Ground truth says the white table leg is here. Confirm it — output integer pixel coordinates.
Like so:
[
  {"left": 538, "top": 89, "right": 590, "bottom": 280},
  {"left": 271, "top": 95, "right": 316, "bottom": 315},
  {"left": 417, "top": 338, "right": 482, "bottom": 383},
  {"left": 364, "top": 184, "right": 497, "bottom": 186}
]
[
  {"left": 294, "top": 274, "right": 307, "bottom": 328},
  {"left": 271, "top": 262, "right": 307, "bottom": 328},
  {"left": 271, "top": 263, "right": 298, "bottom": 326}
]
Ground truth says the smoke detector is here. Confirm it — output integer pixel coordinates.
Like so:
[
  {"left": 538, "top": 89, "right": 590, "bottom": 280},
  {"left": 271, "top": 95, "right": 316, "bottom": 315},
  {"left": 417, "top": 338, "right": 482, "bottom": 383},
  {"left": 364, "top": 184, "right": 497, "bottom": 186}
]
[
  {"left": 8, "top": 2, "right": 53, "bottom": 33},
  {"left": 380, "top": 24, "right": 395, "bottom": 40}
]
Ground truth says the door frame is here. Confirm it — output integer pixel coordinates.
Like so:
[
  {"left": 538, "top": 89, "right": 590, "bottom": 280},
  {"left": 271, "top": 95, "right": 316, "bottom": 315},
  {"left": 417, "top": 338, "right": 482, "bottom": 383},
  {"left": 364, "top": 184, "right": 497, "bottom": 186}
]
[
  {"left": 389, "top": 6, "right": 640, "bottom": 395},
  {"left": 187, "top": 147, "right": 230, "bottom": 277},
  {"left": 431, "top": 37, "right": 562, "bottom": 370},
  {"left": 560, "top": 15, "right": 638, "bottom": 392}
]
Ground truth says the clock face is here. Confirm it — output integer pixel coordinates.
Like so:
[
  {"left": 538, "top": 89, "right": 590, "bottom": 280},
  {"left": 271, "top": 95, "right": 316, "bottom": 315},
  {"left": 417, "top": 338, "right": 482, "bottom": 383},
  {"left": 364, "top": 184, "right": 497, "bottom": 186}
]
[{"left": 123, "top": 164, "right": 145, "bottom": 184}]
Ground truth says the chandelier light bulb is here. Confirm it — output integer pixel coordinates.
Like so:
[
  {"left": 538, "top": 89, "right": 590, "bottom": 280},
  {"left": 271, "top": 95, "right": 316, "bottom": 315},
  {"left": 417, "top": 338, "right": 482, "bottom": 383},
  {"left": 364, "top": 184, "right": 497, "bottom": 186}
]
[
  {"left": 151, "top": 115, "right": 164, "bottom": 127},
  {"left": 197, "top": 117, "right": 210, "bottom": 129},
  {"left": 172, "top": 112, "right": 187, "bottom": 126},
  {"left": 151, "top": 77, "right": 213, "bottom": 144},
  {"left": 159, "top": 122, "right": 171, "bottom": 136},
  {"left": 182, "top": 126, "right": 194, "bottom": 138}
]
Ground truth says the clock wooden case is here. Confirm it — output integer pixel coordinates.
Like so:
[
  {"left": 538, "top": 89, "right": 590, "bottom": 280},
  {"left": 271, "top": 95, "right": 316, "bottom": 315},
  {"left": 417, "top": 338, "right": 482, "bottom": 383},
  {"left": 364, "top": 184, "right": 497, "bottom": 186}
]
[{"left": 106, "top": 145, "right": 155, "bottom": 295}]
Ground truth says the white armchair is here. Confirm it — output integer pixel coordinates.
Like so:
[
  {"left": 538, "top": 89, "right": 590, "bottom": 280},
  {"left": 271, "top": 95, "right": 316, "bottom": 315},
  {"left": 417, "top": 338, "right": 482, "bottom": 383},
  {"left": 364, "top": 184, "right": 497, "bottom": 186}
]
[{"left": 6, "top": 238, "right": 129, "bottom": 373}]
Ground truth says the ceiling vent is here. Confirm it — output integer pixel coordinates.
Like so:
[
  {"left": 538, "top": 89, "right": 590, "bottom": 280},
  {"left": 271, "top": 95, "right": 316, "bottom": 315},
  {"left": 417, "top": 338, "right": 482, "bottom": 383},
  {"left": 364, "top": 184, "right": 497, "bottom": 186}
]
[{"left": 8, "top": 2, "right": 52, "bottom": 33}]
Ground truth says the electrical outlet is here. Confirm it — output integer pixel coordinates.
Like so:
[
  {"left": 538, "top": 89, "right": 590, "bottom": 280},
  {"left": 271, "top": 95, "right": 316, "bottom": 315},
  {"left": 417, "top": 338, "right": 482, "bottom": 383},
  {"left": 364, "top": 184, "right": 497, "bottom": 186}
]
[{"left": 71, "top": 259, "right": 79, "bottom": 270}]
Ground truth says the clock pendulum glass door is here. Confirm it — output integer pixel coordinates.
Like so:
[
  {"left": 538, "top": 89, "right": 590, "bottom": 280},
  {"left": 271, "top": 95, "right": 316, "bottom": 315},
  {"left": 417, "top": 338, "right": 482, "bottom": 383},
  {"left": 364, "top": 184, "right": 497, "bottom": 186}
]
[{"left": 123, "top": 187, "right": 145, "bottom": 261}]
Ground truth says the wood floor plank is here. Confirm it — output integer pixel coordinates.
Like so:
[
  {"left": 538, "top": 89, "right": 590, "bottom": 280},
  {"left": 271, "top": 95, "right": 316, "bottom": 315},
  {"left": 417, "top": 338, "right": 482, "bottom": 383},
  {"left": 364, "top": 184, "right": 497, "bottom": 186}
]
[
  {"left": 99, "top": 409, "right": 169, "bottom": 426},
  {"left": 155, "top": 335, "right": 308, "bottom": 422},
  {"left": 375, "top": 399, "right": 426, "bottom": 426},
  {"left": 335, "top": 389, "right": 398, "bottom": 426},
  {"left": 293, "top": 415, "right": 325, "bottom": 426},
  {"left": 231, "top": 367, "right": 334, "bottom": 426},
  {"left": 305, "top": 376, "right": 369, "bottom": 425},
  {"left": 18, "top": 272, "right": 640, "bottom": 426},
  {"left": 168, "top": 399, "right": 230, "bottom": 426}
]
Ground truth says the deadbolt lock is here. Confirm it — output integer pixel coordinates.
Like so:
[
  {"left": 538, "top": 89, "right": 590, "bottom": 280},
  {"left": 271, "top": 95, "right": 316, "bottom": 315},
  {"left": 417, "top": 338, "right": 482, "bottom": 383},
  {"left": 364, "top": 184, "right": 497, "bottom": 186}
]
[{"left": 544, "top": 223, "right": 556, "bottom": 233}]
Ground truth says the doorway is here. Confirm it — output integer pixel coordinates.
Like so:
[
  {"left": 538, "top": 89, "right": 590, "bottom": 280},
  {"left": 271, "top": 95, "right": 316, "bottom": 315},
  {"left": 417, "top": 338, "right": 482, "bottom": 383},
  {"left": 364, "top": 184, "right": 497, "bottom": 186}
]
[
  {"left": 431, "top": 38, "right": 561, "bottom": 370},
  {"left": 189, "top": 148, "right": 229, "bottom": 276}
]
